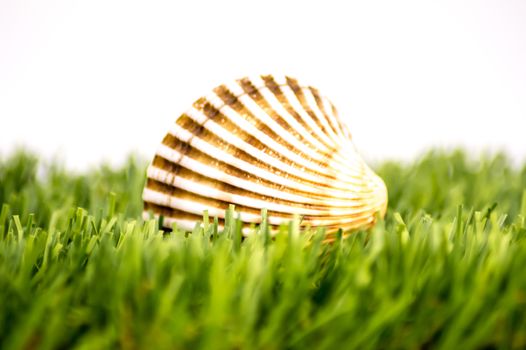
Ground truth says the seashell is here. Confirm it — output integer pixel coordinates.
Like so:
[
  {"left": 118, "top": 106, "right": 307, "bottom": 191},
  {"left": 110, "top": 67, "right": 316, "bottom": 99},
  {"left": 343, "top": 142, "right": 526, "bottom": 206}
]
[{"left": 143, "top": 74, "right": 387, "bottom": 239}]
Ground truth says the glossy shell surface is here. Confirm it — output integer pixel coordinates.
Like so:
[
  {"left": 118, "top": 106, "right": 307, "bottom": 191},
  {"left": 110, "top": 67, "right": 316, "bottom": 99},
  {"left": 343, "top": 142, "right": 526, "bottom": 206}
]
[{"left": 143, "top": 75, "right": 387, "bottom": 237}]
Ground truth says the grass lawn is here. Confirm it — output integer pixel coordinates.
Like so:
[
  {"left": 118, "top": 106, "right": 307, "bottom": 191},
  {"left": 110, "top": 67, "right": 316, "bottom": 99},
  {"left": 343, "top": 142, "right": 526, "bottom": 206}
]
[{"left": 1, "top": 149, "right": 526, "bottom": 349}]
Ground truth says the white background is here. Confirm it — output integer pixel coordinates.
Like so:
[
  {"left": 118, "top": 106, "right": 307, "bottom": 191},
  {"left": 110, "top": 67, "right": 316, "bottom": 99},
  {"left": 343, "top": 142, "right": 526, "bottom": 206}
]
[{"left": 1, "top": 0, "right": 525, "bottom": 169}]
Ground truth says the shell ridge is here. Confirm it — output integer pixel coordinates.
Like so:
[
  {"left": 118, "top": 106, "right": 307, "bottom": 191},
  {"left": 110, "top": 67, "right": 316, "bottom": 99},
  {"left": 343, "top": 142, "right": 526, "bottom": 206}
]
[
  {"left": 147, "top": 165, "right": 378, "bottom": 215},
  {"left": 224, "top": 83, "right": 334, "bottom": 172},
  {"left": 144, "top": 185, "right": 379, "bottom": 225},
  {"left": 144, "top": 74, "right": 388, "bottom": 236},
  {"left": 301, "top": 87, "right": 347, "bottom": 144},
  {"left": 311, "top": 88, "right": 349, "bottom": 141},
  {"left": 145, "top": 185, "right": 382, "bottom": 230},
  {"left": 230, "top": 79, "right": 368, "bottom": 179},
  {"left": 285, "top": 77, "right": 344, "bottom": 144},
  {"left": 261, "top": 75, "right": 340, "bottom": 150},
  {"left": 236, "top": 77, "right": 336, "bottom": 158},
  {"left": 184, "top": 107, "right": 359, "bottom": 185},
  {"left": 146, "top": 160, "right": 379, "bottom": 209},
  {"left": 202, "top": 92, "right": 366, "bottom": 183},
  {"left": 151, "top": 145, "right": 379, "bottom": 202},
  {"left": 253, "top": 83, "right": 333, "bottom": 154},
  {"left": 145, "top": 177, "right": 371, "bottom": 218},
  {"left": 158, "top": 133, "right": 378, "bottom": 198},
  {"left": 242, "top": 76, "right": 366, "bottom": 174},
  {"left": 278, "top": 84, "right": 340, "bottom": 150},
  {"left": 258, "top": 76, "right": 367, "bottom": 173}
]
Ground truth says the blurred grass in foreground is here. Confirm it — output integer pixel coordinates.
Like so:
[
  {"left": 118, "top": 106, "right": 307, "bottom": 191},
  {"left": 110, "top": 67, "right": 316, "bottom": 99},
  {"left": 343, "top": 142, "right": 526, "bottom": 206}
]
[{"left": 0, "top": 149, "right": 525, "bottom": 349}]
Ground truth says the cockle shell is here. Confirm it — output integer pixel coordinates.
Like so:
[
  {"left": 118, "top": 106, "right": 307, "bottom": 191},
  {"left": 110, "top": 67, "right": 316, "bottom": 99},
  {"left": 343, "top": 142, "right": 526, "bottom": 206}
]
[{"left": 143, "top": 75, "right": 387, "bottom": 238}]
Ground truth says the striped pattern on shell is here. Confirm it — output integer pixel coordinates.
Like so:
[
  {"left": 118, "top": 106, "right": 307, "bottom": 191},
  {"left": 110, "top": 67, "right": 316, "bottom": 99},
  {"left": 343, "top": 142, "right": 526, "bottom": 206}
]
[{"left": 143, "top": 74, "right": 388, "bottom": 238}]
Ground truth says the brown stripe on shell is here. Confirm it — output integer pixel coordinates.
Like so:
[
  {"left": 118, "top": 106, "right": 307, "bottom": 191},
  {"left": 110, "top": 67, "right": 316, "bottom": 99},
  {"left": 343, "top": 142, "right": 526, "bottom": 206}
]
[
  {"left": 212, "top": 85, "right": 334, "bottom": 171},
  {"left": 144, "top": 201, "right": 374, "bottom": 239},
  {"left": 156, "top": 134, "right": 379, "bottom": 200},
  {"left": 185, "top": 105, "right": 336, "bottom": 181},
  {"left": 143, "top": 74, "right": 388, "bottom": 236},
  {"left": 166, "top": 114, "right": 380, "bottom": 190},
  {"left": 144, "top": 192, "right": 379, "bottom": 231},
  {"left": 236, "top": 77, "right": 336, "bottom": 157},
  {"left": 308, "top": 86, "right": 347, "bottom": 140},
  {"left": 188, "top": 93, "right": 367, "bottom": 184},
  {"left": 279, "top": 76, "right": 340, "bottom": 149},
  {"left": 260, "top": 75, "right": 338, "bottom": 151},
  {"left": 177, "top": 106, "right": 359, "bottom": 186},
  {"left": 144, "top": 196, "right": 380, "bottom": 240},
  {"left": 285, "top": 77, "right": 343, "bottom": 144},
  {"left": 144, "top": 201, "right": 220, "bottom": 228},
  {"left": 144, "top": 201, "right": 203, "bottom": 223},
  {"left": 148, "top": 159, "right": 380, "bottom": 219},
  {"left": 199, "top": 87, "right": 360, "bottom": 178},
  {"left": 145, "top": 177, "right": 373, "bottom": 222},
  {"left": 145, "top": 163, "right": 374, "bottom": 213},
  {"left": 242, "top": 76, "right": 359, "bottom": 173}
]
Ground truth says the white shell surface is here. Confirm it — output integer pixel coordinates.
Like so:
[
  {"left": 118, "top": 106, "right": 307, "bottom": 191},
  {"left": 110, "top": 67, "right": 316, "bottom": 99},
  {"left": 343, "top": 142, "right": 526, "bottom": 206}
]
[{"left": 143, "top": 75, "right": 388, "bottom": 238}]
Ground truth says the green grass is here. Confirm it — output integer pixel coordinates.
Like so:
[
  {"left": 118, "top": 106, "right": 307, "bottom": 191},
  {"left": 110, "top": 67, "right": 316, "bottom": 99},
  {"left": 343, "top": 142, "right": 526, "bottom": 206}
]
[{"left": 1, "top": 149, "right": 526, "bottom": 349}]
